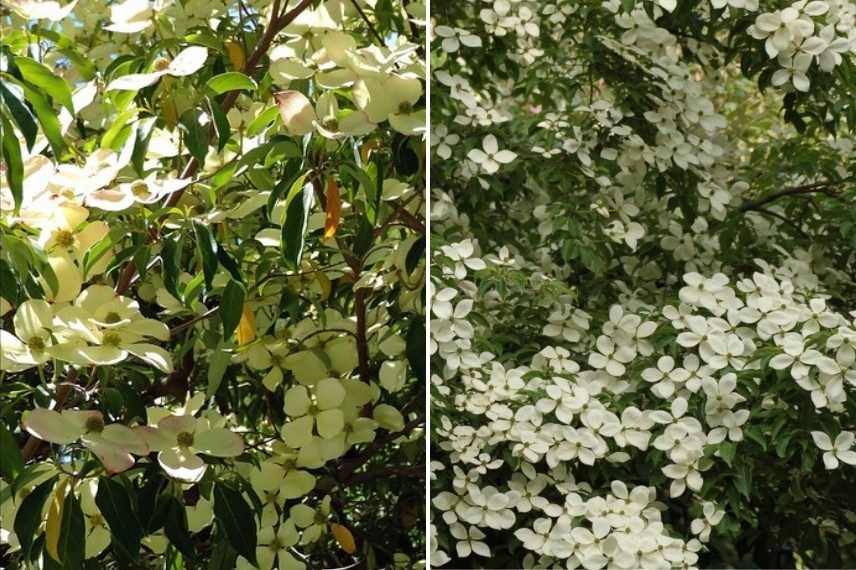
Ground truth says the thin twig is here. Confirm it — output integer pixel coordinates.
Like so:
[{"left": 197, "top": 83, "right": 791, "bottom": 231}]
[{"left": 348, "top": 0, "right": 384, "bottom": 45}]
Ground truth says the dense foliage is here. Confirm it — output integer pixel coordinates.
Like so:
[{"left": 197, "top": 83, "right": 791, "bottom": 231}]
[
  {"left": 429, "top": 0, "right": 856, "bottom": 568},
  {"left": 0, "top": 0, "right": 426, "bottom": 568}
]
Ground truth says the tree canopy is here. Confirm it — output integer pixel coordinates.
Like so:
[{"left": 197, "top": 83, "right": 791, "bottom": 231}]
[{"left": 429, "top": 0, "right": 856, "bottom": 568}]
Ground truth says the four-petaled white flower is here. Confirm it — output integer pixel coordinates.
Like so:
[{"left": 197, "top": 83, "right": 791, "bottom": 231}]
[
  {"left": 811, "top": 431, "right": 856, "bottom": 470},
  {"left": 467, "top": 135, "right": 517, "bottom": 174}
]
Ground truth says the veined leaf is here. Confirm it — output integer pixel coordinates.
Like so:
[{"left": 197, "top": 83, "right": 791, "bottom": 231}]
[
  {"left": 14, "top": 477, "right": 57, "bottom": 559},
  {"left": 14, "top": 56, "right": 74, "bottom": 113},
  {"left": 193, "top": 221, "right": 219, "bottom": 289},
  {"left": 220, "top": 280, "right": 245, "bottom": 341},
  {"left": 0, "top": 111, "right": 23, "bottom": 211},
  {"left": 45, "top": 478, "right": 71, "bottom": 562},
  {"left": 213, "top": 483, "right": 257, "bottom": 565},
  {"left": 0, "top": 82, "right": 37, "bottom": 150},
  {"left": 282, "top": 181, "right": 314, "bottom": 270},
  {"left": 95, "top": 476, "right": 143, "bottom": 558},
  {"left": 206, "top": 72, "right": 257, "bottom": 95}
]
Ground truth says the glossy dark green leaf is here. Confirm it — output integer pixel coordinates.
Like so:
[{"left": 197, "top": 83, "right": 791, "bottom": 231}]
[
  {"left": 14, "top": 56, "right": 74, "bottom": 113},
  {"left": 21, "top": 81, "right": 66, "bottom": 157},
  {"left": 0, "top": 82, "right": 37, "bottom": 150},
  {"left": 0, "top": 259, "right": 19, "bottom": 305},
  {"left": 193, "top": 221, "right": 219, "bottom": 289},
  {"left": 207, "top": 97, "right": 231, "bottom": 151},
  {"left": 0, "top": 423, "right": 23, "bottom": 483},
  {"left": 220, "top": 279, "right": 245, "bottom": 341},
  {"left": 161, "top": 236, "right": 182, "bottom": 300},
  {"left": 406, "top": 318, "right": 426, "bottom": 383},
  {"left": 164, "top": 497, "right": 195, "bottom": 560},
  {"left": 216, "top": 248, "right": 243, "bottom": 283},
  {"left": 180, "top": 109, "right": 207, "bottom": 165},
  {"left": 213, "top": 483, "right": 257, "bottom": 565},
  {"left": 207, "top": 347, "right": 232, "bottom": 397},
  {"left": 131, "top": 116, "right": 157, "bottom": 175},
  {"left": 95, "top": 476, "right": 143, "bottom": 558},
  {"left": 1, "top": 111, "right": 23, "bottom": 211},
  {"left": 44, "top": 490, "right": 85, "bottom": 570},
  {"left": 14, "top": 477, "right": 57, "bottom": 559},
  {"left": 207, "top": 530, "right": 238, "bottom": 570},
  {"left": 282, "top": 181, "right": 314, "bottom": 270},
  {"left": 266, "top": 162, "right": 302, "bottom": 218},
  {"left": 206, "top": 72, "right": 257, "bottom": 94}
]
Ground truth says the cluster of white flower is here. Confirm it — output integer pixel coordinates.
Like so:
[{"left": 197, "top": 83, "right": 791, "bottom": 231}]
[
  {"left": 748, "top": 0, "right": 855, "bottom": 91},
  {"left": 431, "top": 258, "right": 856, "bottom": 565}
]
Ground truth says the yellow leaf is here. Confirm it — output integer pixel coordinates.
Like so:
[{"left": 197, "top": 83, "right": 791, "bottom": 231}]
[
  {"left": 324, "top": 176, "right": 341, "bottom": 239},
  {"left": 45, "top": 478, "right": 71, "bottom": 562},
  {"left": 330, "top": 522, "right": 356, "bottom": 554},
  {"left": 225, "top": 41, "right": 246, "bottom": 70},
  {"left": 236, "top": 304, "right": 256, "bottom": 346}
]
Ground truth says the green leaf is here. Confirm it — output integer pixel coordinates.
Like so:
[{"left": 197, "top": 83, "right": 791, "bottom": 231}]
[
  {"left": 164, "top": 497, "right": 195, "bottom": 560},
  {"left": 14, "top": 56, "right": 74, "bottom": 113},
  {"left": 207, "top": 347, "right": 232, "bottom": 397},
  {"left": 213, "top": 483, "right": 257, "bottom": 565},
  {"left": 14, "top": 477, "right": 57, "bottom": 559},
  {"left": 95, "top": 476, "right": 143, "bottom": 558},
  {"left": 100, "top": 107, "right": 137, "bottom": 151},
  {"left": 719, "top": 442, "right": 736, "bottom": 467},
  {"left": 207, "top": 97, "right": 231, "bottom": 151},
  {"left": 17, "top": 80, "right": 66, "bottom": 157},
  {"left": 180, "top": 109, "right": 207, "bottom": 166},
  {"left": 341, "top": 163, "right": 377, "bottom": 224},
  {"left": 207, "top": 530, "right": 238, "bottom": 570},
  {"left": 161, "top": 236, "right": 182, "bottom": 300},
  {"left": 206, "top": 72, "right": 257, "bottom": 94},
  {"left": 216, "top": 248, "right": 243, "bottom": 284},
  {"left": 406, "top": 318, "right": 426, "bottom": 383},
  {"left": 220, "top": 279, "right": 245, "bottom": 341},
  {"left": 0, "top": 423, "right": 23, "bottom": 483},
  {"left": 0, "top": 82, "right": 38, "bottom": 150},
  {"left": 0, "top": 259, "right": 19, "bottom": 305},
  {"left": 246, "top": 106, "right": 279, "bottom": 137},
  {"left": 44, "top": 490, "right": 85, "bottom": 570},
  {"left": 82, "top": 233, "right": 114, "bottom": 280},
  {"left": 266, "top": 163, "right": 303, "bottom": 219},
  {"left": 1, "top": 111, "right": 24, "bottom": 211},
  {"left": 193, "top": 221, "right": 219, "bottom": 289},
  {"left": 282, "top": 181, "right": 314, "bottom": 270}
]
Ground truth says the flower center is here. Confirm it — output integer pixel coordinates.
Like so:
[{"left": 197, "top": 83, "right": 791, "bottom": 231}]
[
  {"left": 269, "top": 537, "right": 282, "bottom": 551},
  {"left": 154, "top": 57, "right": 171, "bottom": 71},
  {"left": 398, "top": 101, "right": 412, "bottom": 114},
  {"left": 177, "top": 431, "right": 195, "bottom": 447},
  {"left": 321, "top": 118, "right": 339, "bottom": 131},
  {"left": 54, "top": 230, "right": 75, "bottom": 248},
  {"left": 104, "top": 312, "right": 122, "bottom": 324},
  {"left": 131, "top": 181, "right": 151, "bottom": 198},
  {"left": 103, "top": 332, "right": 123, "bottom": 347},
  {"left": 85, "top": 415, "right": 105, "bottom": 434},
  {"left": 27, "top": 337, "right": 46, "bottom": 352}
]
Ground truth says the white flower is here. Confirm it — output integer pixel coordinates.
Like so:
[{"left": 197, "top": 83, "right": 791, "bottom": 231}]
[
  {"left": 106, "top": 46, "right": 209, "bottom": 91},
  {"left": 449, "top": 522, "right": 490, "bottom": 558},
  {"left": 434, "top": 25, "right": 482, "bottom": 52},
  {"left": 139, "top": 414, "right": 245, "bottom": 482},
  {"left": 811, "top": 431, "right": 856, "bottom": 469},
  {"left": 23, "top": 409, "right": 149, "bottom": 473},
  {"left": 467, "top": 135, "right": 517, "bottom": 174}
]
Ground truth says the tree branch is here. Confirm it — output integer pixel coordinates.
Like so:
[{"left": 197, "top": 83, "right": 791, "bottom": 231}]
[{"left": 739, "top": 182, "right": 843, "bottom": 212}]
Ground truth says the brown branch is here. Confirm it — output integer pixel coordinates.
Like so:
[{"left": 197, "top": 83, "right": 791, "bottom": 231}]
[
  {"left": 342, "top": 464, "right": 425, "bottom": 485},
  {"left": 354, "top": 287, "right": 371, "bottom": 383},
  {"left": 739, "top": 182, "right": 843, "bottom": 212},
  {"left": 336, "top": 415, "right": 424, "bottom": 482}
]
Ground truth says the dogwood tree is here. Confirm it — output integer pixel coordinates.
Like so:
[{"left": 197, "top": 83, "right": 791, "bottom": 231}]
[
  {"left": 430, "top": 1, "right": 855, "bottom": 568},
  {"left": 0, "top": 0, "right": 426, "bottom": 568}
]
